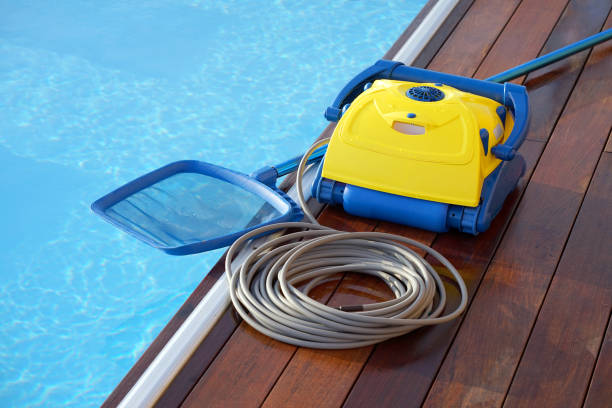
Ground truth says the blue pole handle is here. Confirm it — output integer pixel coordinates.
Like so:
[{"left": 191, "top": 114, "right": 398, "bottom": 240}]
[
  {"left": 254, "top": 145, "right": 328, "bottom": 186},
  {"left": 274, "top": 145, "right": 328, "bottom": 177},
  {"left": 324, "top": 60, "right": 402, "bottom": 121},
  {"left": 487, "top": 28, "right": 612, "bottom": 83}
]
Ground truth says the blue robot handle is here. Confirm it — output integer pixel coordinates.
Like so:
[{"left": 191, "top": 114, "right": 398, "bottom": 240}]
[
  {"left": 491, "top": 84, "right": 529, "bottom": 160},
  {"left": 324, "top": 60, "right": 402, "bottom": 121}
]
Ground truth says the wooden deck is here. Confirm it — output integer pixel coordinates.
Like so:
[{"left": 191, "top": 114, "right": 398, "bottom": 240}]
[{"left": 105, "top": 0, "right": 612, "bottom": 406}]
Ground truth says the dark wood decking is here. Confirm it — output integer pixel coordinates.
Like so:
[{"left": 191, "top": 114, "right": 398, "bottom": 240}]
[{"left": 104, "top": 0, "right": 612, "bottom": 407}]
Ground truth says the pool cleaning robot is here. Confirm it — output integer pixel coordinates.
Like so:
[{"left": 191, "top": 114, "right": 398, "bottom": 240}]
[
  {"left": 91, "top": 29, "right": 611, "bottom": 254},
  {"left": 312, "top": 60, "right": 528, "bottom": 234}
]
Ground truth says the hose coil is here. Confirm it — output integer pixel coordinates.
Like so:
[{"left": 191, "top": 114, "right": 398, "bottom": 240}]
[{"left": 225, "top": 139, "right": 467, "bottom": 349}]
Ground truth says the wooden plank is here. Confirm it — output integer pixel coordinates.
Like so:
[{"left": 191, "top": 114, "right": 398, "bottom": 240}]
[
  {"left": 427, "top": 0, "right": 521, "bottom": 76},
  {"left": 605, "top": 129, "right": 612, "bottom": 153},
  {"left": 181, "top": 208, "right": 379, "bottom": 408},
  {"left": 422, "top": 13, "right": 612, "bottom": 408},
  {"left": 584, "top": 308, "right": 612, "bottom": 408},
  {"left": 180, "top": 323, "right": 296, "bottom": 408},
  {"left": 410, "top": 0, "right": 475, "bottom": 67},
  {"left": 503, "top": 152, "right": 612, "bottom": 407},
  {"left": 523, "top": 0, "right": 612, "bottom": 143},
  {"left": 154, "top": 308, "right": 240, "bottom": 408},
  {"left": 473, "top": 0, "right": 569, "bottom": 81}
]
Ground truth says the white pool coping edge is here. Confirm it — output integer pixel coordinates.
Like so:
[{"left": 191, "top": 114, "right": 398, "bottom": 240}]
[
  {"left": 117, "top": 1, "right": 461, "bottom": 406},
  {"left": 392, "top": 0, "right": 461, "bottom": 63}
]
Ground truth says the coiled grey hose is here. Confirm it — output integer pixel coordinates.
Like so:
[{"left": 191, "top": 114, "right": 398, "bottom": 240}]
[{"left": 225, "top": 138, "right": 467, "bottom": 349}]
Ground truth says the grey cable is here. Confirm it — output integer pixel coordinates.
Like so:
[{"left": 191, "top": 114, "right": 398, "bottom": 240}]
[{"left": 225, "top": 138, "right": 467, "bottom": 349}]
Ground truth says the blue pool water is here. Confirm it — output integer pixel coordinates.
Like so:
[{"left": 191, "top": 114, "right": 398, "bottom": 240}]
[{"left": 0, "top": 1, "right": 425, "bottom": 406}]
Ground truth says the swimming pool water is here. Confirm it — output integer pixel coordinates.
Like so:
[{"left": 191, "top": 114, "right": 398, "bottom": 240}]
[{"left": 0, "top": 1, "right": 425, "bottom": 406}]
